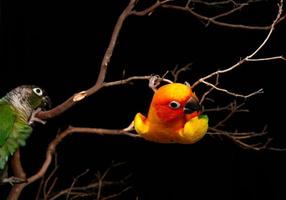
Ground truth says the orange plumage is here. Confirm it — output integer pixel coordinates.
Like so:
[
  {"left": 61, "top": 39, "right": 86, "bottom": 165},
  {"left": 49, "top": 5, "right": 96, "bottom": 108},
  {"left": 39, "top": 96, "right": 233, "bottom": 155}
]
[{"left": 134, "top": 83, "right": 208, "bottom": 144}]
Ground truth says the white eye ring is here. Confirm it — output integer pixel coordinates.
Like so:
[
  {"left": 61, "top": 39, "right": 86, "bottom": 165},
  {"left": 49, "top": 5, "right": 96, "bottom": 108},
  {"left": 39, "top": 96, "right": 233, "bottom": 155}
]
[
  {"left": 169, "top": 101, "right": 181, "bottom": 109},
  {"left": 33, "top": 87, "right": 43, "bottom": 96}
]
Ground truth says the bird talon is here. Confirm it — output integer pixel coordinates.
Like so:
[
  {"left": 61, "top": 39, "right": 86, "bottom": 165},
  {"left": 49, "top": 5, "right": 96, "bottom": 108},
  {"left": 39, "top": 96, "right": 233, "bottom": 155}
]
[
  {"left": 149, "top": 76, "right": 162, "bottom": 92},
  {"left": 1, "top": 176, "right": 27, "bottom": 185},
  {"left": 123, "top": 121, "right": 134, "bottom": 131},
  {"left": 29, "top": 108, "right": 46, "bottom": 125}
]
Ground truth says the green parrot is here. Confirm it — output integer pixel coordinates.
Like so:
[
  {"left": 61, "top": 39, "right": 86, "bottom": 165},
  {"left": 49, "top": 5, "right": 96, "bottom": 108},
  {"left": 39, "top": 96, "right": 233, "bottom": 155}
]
[{"left": 0, "top": 85, "right": 50, "bottom": 184}]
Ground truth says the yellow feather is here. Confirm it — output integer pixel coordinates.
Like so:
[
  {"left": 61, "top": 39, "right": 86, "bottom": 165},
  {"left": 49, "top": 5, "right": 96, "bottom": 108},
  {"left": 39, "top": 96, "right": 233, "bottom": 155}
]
[
  {"left": 134, "top": 83, "right": 208, "bottom": 144},
  {"left": 134, "top": 113, "right": 149, "bottom": 135},
  {"left": 179, "top": 116, "right": 208, "bottom": 144}
]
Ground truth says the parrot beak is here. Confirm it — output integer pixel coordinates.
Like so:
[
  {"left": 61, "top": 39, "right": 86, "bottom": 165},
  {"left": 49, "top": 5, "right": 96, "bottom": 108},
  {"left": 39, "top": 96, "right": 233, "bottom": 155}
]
[
  {"left": 42, "top": 96, "right": 52, "bottom": 110},
  {"left": 184, "top": 96, "right": 201, "bottom": 115}
]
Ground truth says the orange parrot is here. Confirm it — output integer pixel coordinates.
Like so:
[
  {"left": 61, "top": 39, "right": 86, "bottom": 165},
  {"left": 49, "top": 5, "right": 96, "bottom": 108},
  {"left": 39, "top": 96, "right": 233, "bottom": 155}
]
[{"left": 134, "top": 83, "right": 208, "bottom": 144}]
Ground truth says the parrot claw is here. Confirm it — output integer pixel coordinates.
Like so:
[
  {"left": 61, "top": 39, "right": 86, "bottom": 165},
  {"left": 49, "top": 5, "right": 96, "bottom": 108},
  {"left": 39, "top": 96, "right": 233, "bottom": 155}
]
[
  {"left": 29, "top": 108, "right": 46, "bottom": 125},
  {"left": 123, "top": 121, "right": 135, "bottom": 131},
  {"left": 1, "top": 176, "right": 27, "bottom": 185},
  {"left": 149, "top": 75, "right": 162, "bottom": 92},
  {"left": 184, "top": 81, "right": 191, "bottom": 87}
]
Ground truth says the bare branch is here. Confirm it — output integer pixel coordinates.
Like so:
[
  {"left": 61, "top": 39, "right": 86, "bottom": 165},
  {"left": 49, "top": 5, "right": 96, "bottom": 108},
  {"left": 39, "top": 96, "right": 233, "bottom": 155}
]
[
  {"left": 162, "top": 2, "right": 285, "bottom": 30},
  {"left": 36, "top": 73, "right": 169, "bottom": 121},
  {"left": 131, "top": 0, "right": 172, "bottom": 16},
  {"left": 191, "top": 0, "right": 239, "bottom": 6},
  {"left": 102, "top": 186, "right": 133, "bottom": 200},
  {"left": 268, "top": 147, "right": 286, "bottom": 151},
  {"left": 203, "top": 100, "right": 249, "bottom": 113},
  {"left": 11, "top": 150, "right": 26, "bottom": 180},
  {"left": 96, "top": 163, "right": 125, "bottom": 200},
  {"left": 170, "top": 63, "right": 192, "bottom": 82},
  {"left": 8, "top": 125, "right": 139, "bottom": 200},
  {"left": 211, "top": 3, "right": 247, "bottom": 20},
  {"left": 192, "top": 0, "right": 284, "bottom": 89},
  {"left": 207, "top": 127, "right": 269, "bottom": 151},
  {"left": 45, "top": 163, "right": 131, "bottom": 200},
  {"left": 66, "top": 169, "right": 90, "bottom": 200},
  {"left": 43, "top": 156, "right": 59, "bottom": 199},
  {"left": 247, "top": 1, "right": 283, "bottom": 58},
  {"left": 103, "top": 75, "right": 152, "bottom": 87},
  {"left": 201, "top": 80, "right": 264, "bottom": 98},
  {"left": 200, "top": 74, "right": 219, "bottom": 104},
  {"left": 35, "top": 0, "right": 138, "bottom": 120},
  {"left": 89, "top": 0, "right": 137, "bottom": 92},
  {"left": 213, "top": 101, "right": 246, "bottom": 128},
  {"left": 208, "top": 126, "right": 286, "bottom": 151},
  {"left": 247, "top": 55, "right": 286, "bottom": 61}
]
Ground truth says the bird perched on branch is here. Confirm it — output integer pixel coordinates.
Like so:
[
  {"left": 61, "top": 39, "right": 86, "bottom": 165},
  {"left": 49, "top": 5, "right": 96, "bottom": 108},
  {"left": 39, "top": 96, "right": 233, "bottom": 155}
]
[
  {"left": 134, "top": 81, "right": 208, "bottom": 144},
  {"left": 0, "top": 85, "right": 50, "bottom": 184}
]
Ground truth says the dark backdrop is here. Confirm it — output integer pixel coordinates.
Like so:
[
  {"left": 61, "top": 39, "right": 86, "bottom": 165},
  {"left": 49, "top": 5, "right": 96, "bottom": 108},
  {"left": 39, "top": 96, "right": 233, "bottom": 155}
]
[{"left": 1, "top": 0, "right": 286, "bottom": 199}]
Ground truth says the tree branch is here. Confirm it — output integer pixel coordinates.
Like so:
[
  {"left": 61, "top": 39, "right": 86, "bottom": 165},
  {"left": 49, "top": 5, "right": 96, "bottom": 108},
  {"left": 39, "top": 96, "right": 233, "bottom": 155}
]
[
  {"left": 36, "top": 0, "right": 138, "bottom": 120},
  {"left": 207, "top": 127, "right": 272, "bottom": 151},
  {"left": 131, "top": 0, "right": 172, "bottom": 16},
  {"left": 162, "top": 0, "right": 286, "bottom": 30},
  {"left": 191, "top": 0, "right": 239, "bottom": 6},
  {"left": 201, "top": 80, "right": 264, "bottom": 98},
  {"left": 8, "top": 126, "right": 139, "bottom": 199},
  {"left": 11, "top": 150, "right": 26, "bottom": 180},
  {"left": 192, "top": 0, "right": 285, "bottom": 89}
]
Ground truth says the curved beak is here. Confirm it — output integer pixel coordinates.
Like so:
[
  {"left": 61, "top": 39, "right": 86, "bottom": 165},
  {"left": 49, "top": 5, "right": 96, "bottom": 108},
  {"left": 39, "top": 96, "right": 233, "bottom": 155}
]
[
  {"left": 184, "top": 96, "right": 201, "bottom": 115},
  {"left": 42, "top": 96, "right": 52, "bottom": 110}
]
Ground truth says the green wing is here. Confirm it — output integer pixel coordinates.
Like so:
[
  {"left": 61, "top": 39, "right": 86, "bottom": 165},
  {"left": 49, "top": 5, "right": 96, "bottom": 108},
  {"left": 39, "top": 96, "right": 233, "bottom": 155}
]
[
  {"left": 0, "top": 99, "right": 15, "bottom": 146},
  {"left": 0, "top": 99, "right": 32, "bottom": 170}
]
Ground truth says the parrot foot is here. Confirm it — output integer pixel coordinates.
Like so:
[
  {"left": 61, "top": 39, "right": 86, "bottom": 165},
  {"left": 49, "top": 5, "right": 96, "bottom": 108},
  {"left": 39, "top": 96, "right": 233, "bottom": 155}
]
[
  {"left": 123, "top": 121, "right": 134, "bottom": 131},
  {"left": 1, "top": 176, "right": 27, "bottom": 185},
  {"left": 29, "top": 108, "right": 46, "bottom": 125},
  {"left": 149, "top": 75, "right": 161, "bottom": 92}
]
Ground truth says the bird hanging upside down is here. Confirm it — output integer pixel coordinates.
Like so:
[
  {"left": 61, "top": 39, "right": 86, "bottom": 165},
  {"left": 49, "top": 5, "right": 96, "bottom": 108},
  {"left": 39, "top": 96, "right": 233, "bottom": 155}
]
[{"left": 134, "top": 82, "right": 208, "bottom": 144}]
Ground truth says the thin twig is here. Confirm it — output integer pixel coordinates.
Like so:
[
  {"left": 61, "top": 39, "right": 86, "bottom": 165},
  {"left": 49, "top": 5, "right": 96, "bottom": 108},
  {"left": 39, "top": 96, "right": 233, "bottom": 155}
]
[
  {"left": 35, "top": 0, "right": 138, "bottom": 120},
  {"left": 206, "top": 125, "right": 284, "bottom": 151},
  {"left": 191, "top": 0, "right": 239, "bottom": 6},
  {"left": 170, "top": 63, "right": 192, "bottom": 82},
  {"left": 213, "top": 101, "right": 246, "bottom": 128},
  {"left": 103, "top": 75, "right": 152, "bottom": 87},
  {"left": 131, "top": 0, "right": 172, "bottom": 16},
  {"left": 48, "top": 164, "right": 131, "bottom": 200},
  {"left": 9, "top": 126, "right": 139, "bottom": 200},
  {"left": 247, "top": 56, "right": 286, "bottom": 61},
  {"left": 200, "top": 74, "right": 219, "bottom": 104},
  {"left": 162, "top": 3, "right": 284, "bottom": 30},
  {"left": 203, "top": 100, "right": 249, "bottom": 112},
  {"left": 211, "top": 4, "right": 247, "bottom": 20},
  {"left": 44, "top": 164, "right": 58, "bottom": 198},
  {"left": 66, "top": 169, "right": 90, "bottom": 200},
  {"left": 192, "top": 0, "right": 284, "bottom": 89},
  {"left": 102, "top": 186, "right": 133, "bottom": 200},
  {"left": 201, "top": 80, "right": 264, "bottom": 98}
]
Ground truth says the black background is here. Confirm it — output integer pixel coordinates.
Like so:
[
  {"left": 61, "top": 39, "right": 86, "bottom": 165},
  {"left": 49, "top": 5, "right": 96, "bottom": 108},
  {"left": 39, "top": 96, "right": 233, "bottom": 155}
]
[{"left": 1, "top": 0, "right": 286, "bottom": 199}]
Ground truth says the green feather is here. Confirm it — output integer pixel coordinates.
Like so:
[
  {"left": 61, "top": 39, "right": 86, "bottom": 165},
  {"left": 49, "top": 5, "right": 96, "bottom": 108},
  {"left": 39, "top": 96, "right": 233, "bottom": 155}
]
[
  {"left": 0, "top": 99, "right": 32, "bottom": 170},
  {"left": 0, "top": 100, "right": 15, "bottom": 146},
  {"left": 0, "top": 85, "right": 49, "bottom": 173},
  {"left": 198, "top": 114, "right": 209, "bottom": 121}
]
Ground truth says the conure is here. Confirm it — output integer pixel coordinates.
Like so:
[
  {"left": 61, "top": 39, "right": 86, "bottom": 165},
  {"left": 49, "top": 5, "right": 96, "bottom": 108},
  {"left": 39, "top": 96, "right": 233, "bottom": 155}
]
[
  {"left": 134, "top": 83, "right": 208, "bottom": 144},
  {"left": 0, "top": 85, "right": 50, "bottom": 184}
]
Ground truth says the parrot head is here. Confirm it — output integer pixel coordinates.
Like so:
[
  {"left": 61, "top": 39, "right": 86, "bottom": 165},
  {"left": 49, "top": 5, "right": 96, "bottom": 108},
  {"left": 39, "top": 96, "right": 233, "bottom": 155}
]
[
  {"left": 4, "top": 85, "right": 51, "bottom": 120},
  {"left": 150, "top": 83, "right": 201, "bottom": 122}
]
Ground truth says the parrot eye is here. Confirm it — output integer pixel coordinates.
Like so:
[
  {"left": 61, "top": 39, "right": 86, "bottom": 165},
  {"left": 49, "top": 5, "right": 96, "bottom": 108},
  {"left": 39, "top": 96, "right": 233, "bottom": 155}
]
[
  {"left": 33, "top": 87, "right": 43, "bottom": 96},
  {"left": 169, "top": 101, "right": 181, "bottom": 109}
]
